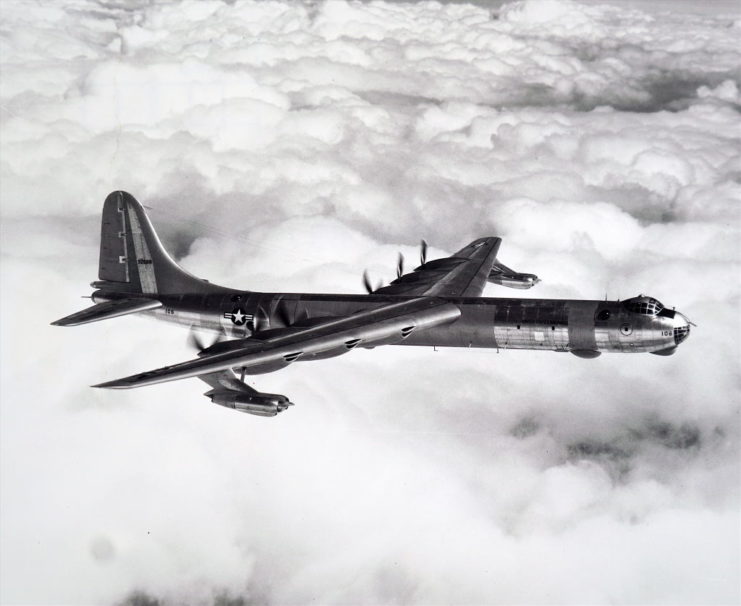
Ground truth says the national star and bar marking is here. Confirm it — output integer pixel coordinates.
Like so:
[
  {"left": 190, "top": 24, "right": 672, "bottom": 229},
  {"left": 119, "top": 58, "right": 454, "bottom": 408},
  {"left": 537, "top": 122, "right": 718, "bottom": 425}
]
[{"left": 224, "top": 308, "right": 253, "bottom": 326}]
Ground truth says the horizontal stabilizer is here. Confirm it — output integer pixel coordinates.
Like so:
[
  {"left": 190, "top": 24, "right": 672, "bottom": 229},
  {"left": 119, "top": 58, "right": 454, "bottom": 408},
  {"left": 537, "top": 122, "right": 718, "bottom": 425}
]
[{"left": 51, "top": 298, "right": 162, "bottom": 327}]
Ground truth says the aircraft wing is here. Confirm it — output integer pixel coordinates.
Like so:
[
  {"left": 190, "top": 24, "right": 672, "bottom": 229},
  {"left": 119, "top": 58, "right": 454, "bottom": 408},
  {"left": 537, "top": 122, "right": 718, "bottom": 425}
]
[
  {"left": 375, "top": 237, "right": 501, "bottom": 298},
  {"left": 94, "top": 297, "right": 461, "bottom": 389}
]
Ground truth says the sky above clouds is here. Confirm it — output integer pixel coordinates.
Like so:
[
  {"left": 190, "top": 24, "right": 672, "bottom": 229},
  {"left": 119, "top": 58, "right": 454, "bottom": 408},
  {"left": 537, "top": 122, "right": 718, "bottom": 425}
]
[{"left": 1, "top": 0, "right": 740, "bottom": 604}]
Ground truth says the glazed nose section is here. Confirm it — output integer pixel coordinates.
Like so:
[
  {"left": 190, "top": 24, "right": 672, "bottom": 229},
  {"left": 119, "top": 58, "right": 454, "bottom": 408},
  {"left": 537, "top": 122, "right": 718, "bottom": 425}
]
[{"left": 672, "top": 312, "right": 692, "bottom": 345}]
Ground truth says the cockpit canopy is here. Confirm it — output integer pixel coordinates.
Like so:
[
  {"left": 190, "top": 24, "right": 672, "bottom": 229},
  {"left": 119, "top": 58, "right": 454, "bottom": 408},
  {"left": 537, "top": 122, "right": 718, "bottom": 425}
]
[{"left": 623, "top": 295, "right": 664, "bottom": 315}]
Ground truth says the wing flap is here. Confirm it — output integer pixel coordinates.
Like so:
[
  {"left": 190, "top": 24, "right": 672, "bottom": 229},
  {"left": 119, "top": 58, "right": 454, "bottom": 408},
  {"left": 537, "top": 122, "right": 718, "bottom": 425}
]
[
  {"left": 94, "top": 297, "right": 460, "bottom": 389},
  {"left": 51, "top": 298, "right": 162, "bottom": 326}
]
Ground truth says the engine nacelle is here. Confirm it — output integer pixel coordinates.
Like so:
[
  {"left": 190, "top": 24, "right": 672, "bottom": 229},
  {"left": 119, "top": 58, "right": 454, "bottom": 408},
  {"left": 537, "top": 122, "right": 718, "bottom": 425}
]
[
  {"left": 488, "top": 272, "right": 540, "bottom": 289},
  {"left": 210, "top": 391, "right": 293, "bottom": 417}
]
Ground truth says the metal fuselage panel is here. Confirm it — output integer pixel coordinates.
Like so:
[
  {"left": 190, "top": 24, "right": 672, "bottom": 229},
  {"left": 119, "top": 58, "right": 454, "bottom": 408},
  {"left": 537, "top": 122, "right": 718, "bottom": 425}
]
[{"left": 133, "top": 291, "right": 677, "bottom": 354}]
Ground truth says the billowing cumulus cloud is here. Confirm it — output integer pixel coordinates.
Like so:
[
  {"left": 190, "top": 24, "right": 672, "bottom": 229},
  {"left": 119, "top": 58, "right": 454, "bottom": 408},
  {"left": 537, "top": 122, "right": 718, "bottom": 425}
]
[{"left": 1, "top": 0, "right": 739, "bottom": 604}]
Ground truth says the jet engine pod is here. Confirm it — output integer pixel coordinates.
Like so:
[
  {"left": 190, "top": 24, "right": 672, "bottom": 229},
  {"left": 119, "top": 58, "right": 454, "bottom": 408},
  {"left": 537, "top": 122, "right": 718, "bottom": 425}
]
[
  {"left": 210, "top": 391, "right": 293, "bottom": 417},
  {"left": 488, "top": 270, "right": 540, "bottom": 289}
]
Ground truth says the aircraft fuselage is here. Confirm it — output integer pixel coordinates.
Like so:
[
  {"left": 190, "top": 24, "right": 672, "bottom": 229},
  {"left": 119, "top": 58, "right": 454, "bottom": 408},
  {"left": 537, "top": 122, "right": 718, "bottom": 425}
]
[{"left": 95, "top": 290, "right": 687, "bottom": 357}]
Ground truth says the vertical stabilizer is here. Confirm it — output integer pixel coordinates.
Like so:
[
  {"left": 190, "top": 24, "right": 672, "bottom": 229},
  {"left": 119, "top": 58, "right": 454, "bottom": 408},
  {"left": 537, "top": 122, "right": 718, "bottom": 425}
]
[{"left": 96, "top": 191, "right": 226, "bottom": 295}]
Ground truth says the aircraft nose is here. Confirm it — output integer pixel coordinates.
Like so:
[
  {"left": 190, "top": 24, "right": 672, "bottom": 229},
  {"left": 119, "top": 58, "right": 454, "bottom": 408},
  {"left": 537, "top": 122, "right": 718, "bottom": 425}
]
[{"left": 672, "top": 312, "right": 692, "bottom": 346}]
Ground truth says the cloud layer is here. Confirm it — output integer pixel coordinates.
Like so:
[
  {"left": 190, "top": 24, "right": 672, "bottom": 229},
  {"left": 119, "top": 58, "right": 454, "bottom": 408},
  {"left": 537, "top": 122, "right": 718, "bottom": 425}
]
[{"left": 1, "top": 0, "right": 739, "bottom": 604}]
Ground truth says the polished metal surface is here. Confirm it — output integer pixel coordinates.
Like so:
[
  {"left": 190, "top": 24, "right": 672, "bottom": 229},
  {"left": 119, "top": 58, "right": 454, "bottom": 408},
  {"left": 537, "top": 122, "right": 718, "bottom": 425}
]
[
  {"left": 139, "top": 291, "right": 687, "bottom": 356},
  {"left": 52, "top": 192, "right": 692, "bottom": 414}
]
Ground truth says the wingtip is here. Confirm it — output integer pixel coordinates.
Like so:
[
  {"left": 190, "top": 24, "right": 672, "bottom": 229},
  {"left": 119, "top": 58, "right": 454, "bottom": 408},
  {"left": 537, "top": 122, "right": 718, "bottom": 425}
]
[{"left": 91, "top": 380, "right": 129, "bottom": 389}]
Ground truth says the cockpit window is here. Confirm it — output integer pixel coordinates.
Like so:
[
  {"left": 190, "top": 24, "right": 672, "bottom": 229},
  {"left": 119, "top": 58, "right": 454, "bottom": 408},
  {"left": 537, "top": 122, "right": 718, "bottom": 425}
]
[{"left": 624, "top": 296, "right": 663, "bottom": 316}]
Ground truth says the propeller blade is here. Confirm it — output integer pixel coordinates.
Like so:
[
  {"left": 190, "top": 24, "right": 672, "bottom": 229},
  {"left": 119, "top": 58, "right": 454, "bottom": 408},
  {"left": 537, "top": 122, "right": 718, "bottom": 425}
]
[
  {"left": 363, "top": 270, "right": 374, "bottom": 294},
  {"left": 276, "top": 302, "right": 292, "bottom": 327},
  {"left": 253, "top": 308, "right": 268, "bottom": 332},
  {"left": 420, "top": 239, "right": 428, "bottom": 265},
  {"left": 294, "top": 307, "right": 309, "bottom": 325},
  {"left": 396, "top": 252, "right": 404, "bottom": 279},
  {"left": 187, "top": 328, "right": 205, "bottom": 352},
  {"left": 187, "top": 327, "right": 224, "bottom": 352}
]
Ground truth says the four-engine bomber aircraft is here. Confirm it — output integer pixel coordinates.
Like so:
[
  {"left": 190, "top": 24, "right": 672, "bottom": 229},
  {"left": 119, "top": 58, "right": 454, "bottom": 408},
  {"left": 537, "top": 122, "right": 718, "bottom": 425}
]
[{"left": 52, "top": 191, "right": 692, "bottom": 417}]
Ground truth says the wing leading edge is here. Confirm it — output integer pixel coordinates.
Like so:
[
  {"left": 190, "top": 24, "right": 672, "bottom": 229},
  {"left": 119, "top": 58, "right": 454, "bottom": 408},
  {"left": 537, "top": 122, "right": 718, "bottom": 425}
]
[{"left": 94, "top": 297, "right": 461, "bottom": 390}]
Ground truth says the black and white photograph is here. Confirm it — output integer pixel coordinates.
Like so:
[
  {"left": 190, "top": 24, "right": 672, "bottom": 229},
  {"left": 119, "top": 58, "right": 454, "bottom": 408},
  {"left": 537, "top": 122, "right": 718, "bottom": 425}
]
[{"left": 1, "top": 0, "right": 739, "bottom": 604}]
